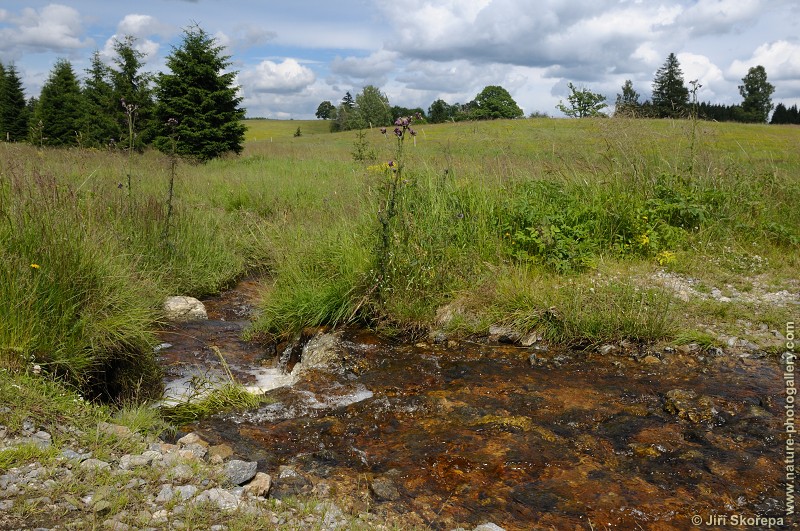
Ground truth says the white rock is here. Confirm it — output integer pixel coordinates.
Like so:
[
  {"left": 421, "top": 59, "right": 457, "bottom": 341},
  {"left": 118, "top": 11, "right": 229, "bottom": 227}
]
[
  {"left": 163, "top": 296, "right": 208, "bottom": 322},
  {"left": 194, "top": 488, "right": 239, "bottom": 510}
]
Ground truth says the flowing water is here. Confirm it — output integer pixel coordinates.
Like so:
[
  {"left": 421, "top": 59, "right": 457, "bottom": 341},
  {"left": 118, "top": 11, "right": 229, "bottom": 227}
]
[{"left": 158, "top": 281, "right": 787, "bottom": 530}]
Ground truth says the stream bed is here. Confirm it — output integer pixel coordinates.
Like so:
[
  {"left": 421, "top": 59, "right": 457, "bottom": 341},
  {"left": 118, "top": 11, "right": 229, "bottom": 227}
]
[{"left": 157, "top": 281, "right": 787, "bottom": 530}]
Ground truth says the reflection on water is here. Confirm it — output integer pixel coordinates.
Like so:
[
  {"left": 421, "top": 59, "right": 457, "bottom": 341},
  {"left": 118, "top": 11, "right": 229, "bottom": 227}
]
[{"left": 158, "top": 283, "right": 786, "bottom": 530}]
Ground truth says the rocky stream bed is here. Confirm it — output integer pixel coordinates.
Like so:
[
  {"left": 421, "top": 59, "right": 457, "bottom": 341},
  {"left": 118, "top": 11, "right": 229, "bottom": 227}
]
[{"left": 1, "top": 276, "right": 794, "bottom": 530}]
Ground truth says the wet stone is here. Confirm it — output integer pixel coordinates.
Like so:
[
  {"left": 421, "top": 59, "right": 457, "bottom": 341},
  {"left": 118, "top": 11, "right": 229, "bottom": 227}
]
[
  {"left": 271, "top": 467, "right": 312, "bottom": 499},
  {"left": 664, "top": 389, "right": 717, "bottom": 423},
  {"left": 369, "top": 476, "right": 401, "bottom": 501}
]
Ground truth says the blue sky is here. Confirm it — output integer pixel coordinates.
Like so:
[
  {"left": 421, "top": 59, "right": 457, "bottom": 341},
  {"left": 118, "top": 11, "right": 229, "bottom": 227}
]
[{"left": 1, "top": 0, "right": 799, "bottom": 118}]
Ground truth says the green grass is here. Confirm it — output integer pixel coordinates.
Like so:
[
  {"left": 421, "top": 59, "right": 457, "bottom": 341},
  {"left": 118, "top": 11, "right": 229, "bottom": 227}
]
[{"left": 1, "top": 117, "right": 798, "bottom": 398}]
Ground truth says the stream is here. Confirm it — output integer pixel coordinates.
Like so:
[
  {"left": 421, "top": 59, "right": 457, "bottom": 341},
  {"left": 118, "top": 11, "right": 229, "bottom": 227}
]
[{"left": 157, "top": 280, "right": 787, "bottom": 530}]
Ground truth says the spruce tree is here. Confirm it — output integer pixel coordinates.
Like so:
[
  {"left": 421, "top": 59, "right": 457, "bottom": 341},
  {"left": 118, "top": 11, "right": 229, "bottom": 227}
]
[
  {"left": 738, "top": 65, "right": 775, "bottom": 123},
  {"left": 614, "top": 80, "right": 641, "bottom": 117},
  {"left": 651, "top": 53, "right": 689, "bottom": 118},
  {"left": 110, "top": 35, "right": 155, "bottom": 148},
  {"left": 0, "top": 64, "right": 29, "bottom": 141},
  {"left": 153, "top": 24, "right": 246, "bottom": 161},
  {"left": 35, "top": 59, "right": 85, "bottom": 146},
  {"left": 0, "top": 62, "right": 7, "bottom": 137},
  {"left": 82, "top": 51, "right": 120, "bottom": 147}
]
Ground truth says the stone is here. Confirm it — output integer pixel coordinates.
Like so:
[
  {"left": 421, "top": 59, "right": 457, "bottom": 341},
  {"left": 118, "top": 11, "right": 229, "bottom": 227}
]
[
  {"left": 293, "top": 333, "right": 345, "bottom": 374},
  {"left": 598, "top": 344, "right": 616, "bottom": 356},
  {"left": 163, "top": 296, "right": 208, "bottom": 322},
  {"left": 119, "top": 454, "right": 150, "bottom": 470},
  {"left": 520, "top": 333, "right": 541, "bottom": 347},
  {"left": 369, "top": 476, "right": 401, "bottom": 501},
  {"left": 177, "top": 432, "right": 208, "bottom": 447},
  {"left": 223, "top": 460, "right": 258, "bottom": 486},
  {"left": 194, "top": 488, "right": 239, "bottom": 510},
  {"left": 664, "top": 389, "right": 716, "bottom": 423},
  {"left": 102, "top": 519, "right": 130, "bottom": 531},
  {"left": 208, "top": 444, "right": 233, "bottom": 462},
  {"left": 97, "top": 422, "right": 133, "bottom": 439},
  {"left": 474, "top": 524, "right": 506, "bottom": 531},
  {"left": 80, "top": 459, "right": 111, "bottom": 471},
  {"left": 271, "top": 467, "right": 312, "bottom": 499},
  {"left": 174, "top": 485, "right": 198, "bottom": 500},
  {"left": 641, "top": 355, "right": 661, "bottom": 365},
  {"left": 155, "top": 485, "right": 174, "bottom": 503},
  {"left": 170, "top": 464, "right": 194, "bottom": 483},
  {"left": 488, "top": 324, "right": 521, "bottom": 344},
  {"left": 243, "top": 472, "right": 272, "bottom": 497}
]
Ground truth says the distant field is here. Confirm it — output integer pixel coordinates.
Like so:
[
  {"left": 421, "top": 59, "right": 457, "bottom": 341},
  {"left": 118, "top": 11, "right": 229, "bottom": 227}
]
[{"left": 243, "top": 118, "right": 332, "bottom": 141}]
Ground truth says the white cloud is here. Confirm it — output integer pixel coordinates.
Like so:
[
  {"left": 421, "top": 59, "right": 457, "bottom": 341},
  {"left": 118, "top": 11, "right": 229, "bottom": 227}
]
[
  {"left": 677, "top": 52, "right": 726, "bottom": 100},
  {"left": 330, "top": 50, "right": 400, "bottom": 86},
  {"left": 678, "top": 0, "right": 762, "bottom": 36},
  {"left": 0, "top": 4, "right": 90, "bottom": 56},
  {"left": 117, "top": 14, "right": 171, "bottom": 38},
  {"left": 728, "top": 40, "right": 800, "bottom": 81},
  {"left": 240, "top": 58, "right": 316, "bottom": 94}
]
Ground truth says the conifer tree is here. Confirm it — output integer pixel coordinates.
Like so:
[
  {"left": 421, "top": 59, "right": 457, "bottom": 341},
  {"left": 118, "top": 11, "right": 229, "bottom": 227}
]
[
  {"left": 0, "top": 63, "right": 6, "bottom": 135},
  {"left": 110, "top": 35, "right": 155, "bottom": 147},
  {"left": 34, "top": 59, "right": 85, "bottom": 146},
  {"left": 651, "top": 53, "right": 689, "bottom": 118},
  {"left": 82, "top": 51, "right": 120, "bottom": 147},
  {"left": 153, "top": 24, "right": 246, "bottom": 161},
  {"left": 614, "top": 80, "right": 641, "bottom": 117}
]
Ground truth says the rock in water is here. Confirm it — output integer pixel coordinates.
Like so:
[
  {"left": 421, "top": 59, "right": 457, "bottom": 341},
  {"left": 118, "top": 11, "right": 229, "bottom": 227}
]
[{"left": 163, "top": 296, "right": 208, "bottom": 322}]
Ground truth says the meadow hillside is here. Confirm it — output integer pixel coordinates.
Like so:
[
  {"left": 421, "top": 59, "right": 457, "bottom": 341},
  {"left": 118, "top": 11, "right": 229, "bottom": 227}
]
[{"left": 1, "top": 117, "right": 798, "bottom": 399}]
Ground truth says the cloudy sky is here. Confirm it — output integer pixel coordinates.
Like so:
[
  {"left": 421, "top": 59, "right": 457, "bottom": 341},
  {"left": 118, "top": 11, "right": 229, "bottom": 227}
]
[{"left": 1, "top": 0, "right": 799, "bottom": 119}]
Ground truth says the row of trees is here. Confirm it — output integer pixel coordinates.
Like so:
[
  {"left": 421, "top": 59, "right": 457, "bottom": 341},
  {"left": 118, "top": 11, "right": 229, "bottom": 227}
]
[
  {"left": 0, "top": 25, "right": 245, "bottom": 161},
  {"left": 612, "top": 54, "right": 777, "bottom": 123},
  {"left": 316, "top": 84, "right": 524, "bottom": 130}
]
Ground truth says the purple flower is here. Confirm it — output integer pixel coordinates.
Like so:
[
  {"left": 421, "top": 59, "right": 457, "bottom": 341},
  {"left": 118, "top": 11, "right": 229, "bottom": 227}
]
[
  {"left": 394, "top": 118, "right": 403, "bottom": 126},
  {"left": 394, "top": 127, "right": 403, "bottom": 137},
  {"left": 388, "top": 160, "right": 394, "bottom": 167},
  {"left": 380, "top": 127, "right": 387, "bottom": 134},
  {"left": 409, "top": 128, "right": 417, "bottom": 136}
]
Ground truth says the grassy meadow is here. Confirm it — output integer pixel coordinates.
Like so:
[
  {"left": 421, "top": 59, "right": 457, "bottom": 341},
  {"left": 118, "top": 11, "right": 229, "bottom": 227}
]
[{"left": 1, "top": 116, "right": 799, "bottom": 400}]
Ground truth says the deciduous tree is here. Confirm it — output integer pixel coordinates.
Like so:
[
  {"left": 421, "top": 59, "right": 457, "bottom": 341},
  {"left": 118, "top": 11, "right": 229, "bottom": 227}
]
[
  {"left": 557, "top": 83, "right": 607, "bottom": 118},
  {"left": 738, "top": 65, "right": 775, "bottom": 123},
  {"left": 315, "top": 100, "right": 336, "bottom": 120},
  {"left": 154, "top": 24, "right": 247, "bottom": 161},
  {"left": 356, "top": 85, "right": 392, "bottom": 128},
  {"left": 472, "top": 85, "right": 524, "bottom": 120}
]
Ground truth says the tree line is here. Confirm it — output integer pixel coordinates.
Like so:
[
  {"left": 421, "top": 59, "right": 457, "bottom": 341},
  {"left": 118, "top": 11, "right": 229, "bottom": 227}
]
[
  {"left": 0, "top": 25, "right": 245, "bottom": 161},
  {"left": 315, "top": 84, "right": 525, "bottom": 130},
  {"left": 567, "top": 52, "right": 796, "bottom": 124}
]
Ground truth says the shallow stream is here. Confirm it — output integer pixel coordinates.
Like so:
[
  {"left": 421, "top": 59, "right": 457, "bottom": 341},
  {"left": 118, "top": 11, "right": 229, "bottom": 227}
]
[{"left": 157, "top": 281, "right": 786, "bottom": 530}]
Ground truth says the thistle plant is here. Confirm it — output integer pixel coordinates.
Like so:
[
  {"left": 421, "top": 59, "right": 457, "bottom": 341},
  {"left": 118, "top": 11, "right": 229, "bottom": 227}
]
[
  {"left": 687, "top": 79, "right": 702, "bottom": 176},
  {"left": 121, "top": 97, "right": 138, "bottom": 194},
  {"left": 374, "top": 114, "right": 419, "bottom": 308},
  {"left": 162, "top": 118, "right": 179, "bottom": 247}
]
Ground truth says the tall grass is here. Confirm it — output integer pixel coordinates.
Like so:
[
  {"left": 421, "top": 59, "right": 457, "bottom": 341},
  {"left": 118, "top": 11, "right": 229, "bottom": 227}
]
[
  {"left": 0, "top": 143, "right": 261, "bottom": 398},
  {"left": 1, "top": 117, "right": 798, "bottom": 397}
]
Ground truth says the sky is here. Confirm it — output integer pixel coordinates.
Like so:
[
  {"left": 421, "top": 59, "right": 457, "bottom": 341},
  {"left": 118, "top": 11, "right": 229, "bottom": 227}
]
[{"left": 1, "top": 0, "right": 799, "bottom": 119}]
